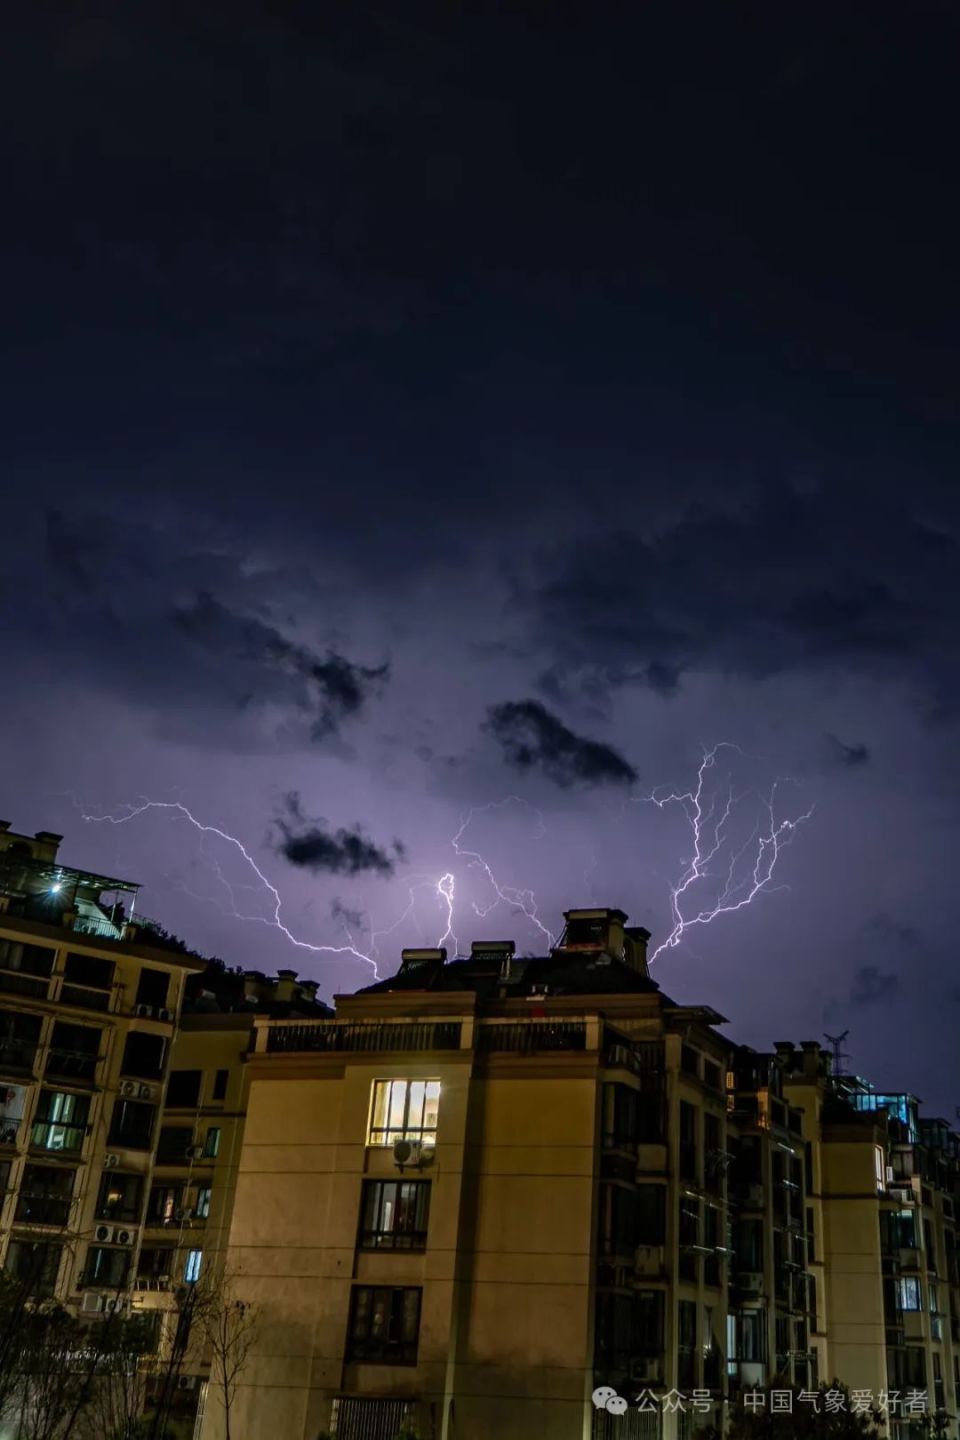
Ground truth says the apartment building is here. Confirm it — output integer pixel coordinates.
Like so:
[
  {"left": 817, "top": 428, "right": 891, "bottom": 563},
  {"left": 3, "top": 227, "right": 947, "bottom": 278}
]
[
  {"left": 202, "top": 907, "right": 790, "bottom": 1440},
  {"left": 0, "top": 820, "right": 204, "bottom": 1318}
]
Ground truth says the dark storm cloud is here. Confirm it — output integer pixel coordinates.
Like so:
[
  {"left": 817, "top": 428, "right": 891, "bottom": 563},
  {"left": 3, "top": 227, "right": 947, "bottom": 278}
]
[
  {"left": 526, "top": 485, "right": 960, "bottom": 707},
  {"left": 850, "top": 965, "right": 900, "bottom": 1007},
  {"left": 824, "top": 734, "right": 871, "bottom": 768},
  {"left": 274, "top": 794, "right": 404, "bottom": 877},
  {"left": 485, "top": 699, "right": 638, "bottom": 789},
  {"left": 175, "top": 593, "right": 388, "bottom": 740}
]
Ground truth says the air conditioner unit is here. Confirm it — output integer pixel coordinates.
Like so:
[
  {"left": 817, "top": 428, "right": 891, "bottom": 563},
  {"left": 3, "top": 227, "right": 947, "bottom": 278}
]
[
  {"left": 393, "top": 1138, "right": 431, "bottom": 1169},
  {"left": 738, "top": 1270, "right": 765, "bottom": 1294},
  {"left": 95, "top": 1224, "right": 115, "bottom": 1244},
  {"left": 103, "top": 1153, "right": 120, "bottom": 1169},
  {"left": 81, "top": 1292, "right": 105, "bottom": 1315},
  {"left": 173, "top": 1207, "right": 192, "bottom": 1223},
  {"left": 177, "top": 1375, "right": 198, "bottom": 1391},
  {"left": 138, "top": 1084, "right": 154, "bottom": 1100},
  {"left": 115, "top": 1228, "right": 136, "bottom": 1247},
  {"left": 104, "top": 1297, "right": 127, "bottom": 1315},
  {"left": 120, "top": 1080, "right": 140, "bottom": 1099},
  {"left": 158, "top": 1008, "right": 174, "bottom": 1023},
  {"left": 185, "top": 1145, "right": 205, "bottom": 1160},
  {"left": 135, "top": 1004, "right": 154, "bottom": 1019},
  {"left": 631, "top": 1358, "right": 661, "bottom": 1384}
]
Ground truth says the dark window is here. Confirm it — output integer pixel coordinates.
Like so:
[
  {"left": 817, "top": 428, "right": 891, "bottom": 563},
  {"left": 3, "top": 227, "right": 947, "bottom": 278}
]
[
  {"left": 599, "top": 1183, "right": 638, "bottom": 1258},
  {"left": 595, "top": 1292, "right": 635, "bottom": 1369},
  {"left": 0, "top": 940, "right": 54, "bottom": 998},
  {"left": 96, "top": 1171, "right": 143, "bottom": 1223},
  {"left": 15, "top": 1164, "right": 76, "bottom": 1226},
  {"left": 359, "top": 1180, "right": 430, "bottom": 1250},
  {"left": 0, "top": 1009, "right": 42, "bottom": 1073},
  {"left": 678, "top": 1299, "right": 698, "bottom": 1389},
  {"left": 136, "top": 968, "right": 169, "bottom": 1009},
  {"left": 84, "top": 1245, "right": 130, "bottom": 1289},
  {"left": 740, "top": 1308, "right": 768, "bottom": 1362},
  {"left": 5, "top": 1240, "right": 62, "bottom": 1299},
  {"left": 602, "top": 1083, "right": 639, "bottom": 1150},
  {"left": 63, "top": 953, "right": 115, "bottom": 991},
  {"left": 212, "top": 1069, "right": 228, "bottom": 1102},
  {"left": 31, "top": 1089, "right": 90, "bottom": 1153},
  {"left": 636, "top": 1289, "right": 665, "bottom": 1352},
  {"left": 45, "top": 1021, "right": 101, "bottom": 1083},
  {"left": 637, "top": 1072, "right": 666, "bottom": 1143},
  {"left": 156, "top": 1126, "right": 193, "bottom": 1164},
  {"left": 108, "top": 1099, "right": 156, "bottom": 1151},
  {"left": 680, "top": 1198, "right": 700, "bottom": 1282},
  {"left": 637, "top": 1184, "right": 666, "bottom": 1245},
  {"left": 120, "top": 1031, "right": 166, "bottom": 1080},
  {"left": 679, "top": 1100, "right": 698, "bottom": 1182},
  {"left": 681, "top": 1044, "right": 700, "bottom": 1077},
  {"left": 166, "top": 1070, "right": 201, "bottom": 1108},
  {"left": 0, "top": 1083, "right": 27, "bottom": 1144},
  {"left": 704, "top": 1060, "right": 723, "bottom": 1091},
  {"left": 347, "top": 1286, "right": 421, "bottom": 1364},
  {"left": 138, "top": 1247, "right": 175, "bottom": 1280},
  {"left": 0, "top": 1159, "right": 9, "bottom": 1206}
]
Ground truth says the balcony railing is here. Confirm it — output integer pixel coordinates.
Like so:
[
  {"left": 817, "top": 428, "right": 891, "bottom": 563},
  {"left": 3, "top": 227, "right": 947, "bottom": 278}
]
[
  {"left": 265, "top": 1020, "right": 462, "bottom": 1054},
  {"left": 0, "top": 1043, "right": 38, "bottom": 1076},
  {"left": 57, "top": 982, "right": 113, "bottom": 1013},
  {"left": 0, "top": 968, "right": 50, "bottom": 1001},
  {"left": 478, "top": 1021, "right": 587, "bottom": 1054},
  {"left": 45, "top": 1049, "right": 101, "bottom": 1083}
]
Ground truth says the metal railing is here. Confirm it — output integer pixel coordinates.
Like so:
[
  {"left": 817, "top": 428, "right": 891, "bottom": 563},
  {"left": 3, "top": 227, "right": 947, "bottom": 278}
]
[
  {"left": 266, "top": 1020, "right": 462, "bottom": 1054},
  {"left": 477, "top": 1020, "right": 587, "bottom": 1054}
]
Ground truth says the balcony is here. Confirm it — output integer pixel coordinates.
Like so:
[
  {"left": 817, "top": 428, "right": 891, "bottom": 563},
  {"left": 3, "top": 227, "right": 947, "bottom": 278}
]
[
  {"left": 478, "top": 1021, "right": 586, "bottom": 1054},
  {"left": 265, "top": 1019, "right": 462, "bottom": 1054},
  {"left": 0, "top": 967, "right": 50, "bottom": 1001},
  {"left": 57, "top": 982, "right": 113, "bottom": 1014}
]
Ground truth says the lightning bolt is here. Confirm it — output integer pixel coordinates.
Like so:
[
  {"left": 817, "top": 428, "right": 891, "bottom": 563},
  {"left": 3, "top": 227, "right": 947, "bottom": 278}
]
[
  {"left": 77, "top": 799, "right": 382, "bottom": 977},
  {"left": 636, "top": 743, "right": 814, "bottom": 965},
  {"left": 450, "top": 797, "right": 555, "bottom": 948}
]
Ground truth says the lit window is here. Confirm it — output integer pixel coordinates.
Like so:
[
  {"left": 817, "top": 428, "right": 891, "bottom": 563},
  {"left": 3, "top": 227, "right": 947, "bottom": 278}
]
[
  {"left": 874, "top": 1145, "right": 886, "bottom": 1192},
  {"left": 347, "top": 1285, "right": 421, "bottom": 1364},
  {"left": 204, "top": 1127, "right": 221, "bottom": 1158},
  {"left": 184, "top": 1249, "right": 203, "bottom": 1284},
  {"left": 897, "top": 1276, "right": 922, "bottom": 1311},
  {"left": 368, "top": 1080, "right": 440, "bottom": 1146},
  {"left": 195, "top": 1187, "right": 212, "bottom": 1219}
]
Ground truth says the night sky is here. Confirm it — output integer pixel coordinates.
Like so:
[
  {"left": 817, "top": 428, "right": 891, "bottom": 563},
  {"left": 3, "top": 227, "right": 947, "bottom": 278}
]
[{"left": 3, "top": 4, "right": 959, "bottom": 1108}]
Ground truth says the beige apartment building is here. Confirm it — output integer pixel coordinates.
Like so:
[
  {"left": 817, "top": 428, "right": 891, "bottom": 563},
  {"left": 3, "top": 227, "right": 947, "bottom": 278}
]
[{"left": 0, "top": 820, "right": 204, "bottom": 1320}]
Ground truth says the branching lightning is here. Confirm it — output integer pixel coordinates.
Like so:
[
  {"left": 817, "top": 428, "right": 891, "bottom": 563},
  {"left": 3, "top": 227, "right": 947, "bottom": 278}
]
[
  {"left": 450, "top": 797, "right": 555, "bottom": 948},
  {"left": 635, "top": 743, "right": 814, "bottom": 965},
  {"left": 77, "top": 799, "right": 383, "bottom": 977}
]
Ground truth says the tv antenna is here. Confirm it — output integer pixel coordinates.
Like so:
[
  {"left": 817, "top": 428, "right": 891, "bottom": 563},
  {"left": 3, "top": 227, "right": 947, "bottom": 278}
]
[{"left": 824, "top": 1030, "right": 850, "bottom": 1075}]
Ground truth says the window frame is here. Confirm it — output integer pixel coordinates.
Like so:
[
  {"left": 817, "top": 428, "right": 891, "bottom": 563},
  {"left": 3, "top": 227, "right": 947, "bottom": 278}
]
[
  {"left": 367, "top": 1079, "right": 441, "bottom": 1147},
  {"left": 346, "top": 1285, "right": 422, "bottom": 1365},
  {"left": 358, "top": 1180, "right": 430, "bottom": 1251}
]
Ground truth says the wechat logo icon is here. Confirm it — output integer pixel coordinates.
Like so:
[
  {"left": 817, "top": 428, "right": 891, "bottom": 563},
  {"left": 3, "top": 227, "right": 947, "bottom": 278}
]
[{"left": 593, "top": 1386, "right": 629, "bottom": 1416}]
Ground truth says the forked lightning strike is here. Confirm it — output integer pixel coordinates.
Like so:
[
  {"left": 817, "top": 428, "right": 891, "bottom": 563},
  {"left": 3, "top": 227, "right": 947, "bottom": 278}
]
[
  {"left": 78, "top": 799, "right": 383, "bottom": 977},
  {"left": 636, "top": 743, "right": 814, "bottom": 964}
]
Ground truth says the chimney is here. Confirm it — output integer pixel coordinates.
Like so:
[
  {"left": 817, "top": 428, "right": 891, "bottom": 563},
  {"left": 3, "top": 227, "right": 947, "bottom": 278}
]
[
  {"left": 274, "top": 968, "right": 299, "bottom": 1002},
  {"left": 624, "top": 925, "right": 651, "bottom": 976}
]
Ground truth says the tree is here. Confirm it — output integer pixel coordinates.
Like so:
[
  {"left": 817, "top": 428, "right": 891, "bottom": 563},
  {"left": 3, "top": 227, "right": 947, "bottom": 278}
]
[{"left": 197, "top": 1278, "right": 258, "bottom": 1440}]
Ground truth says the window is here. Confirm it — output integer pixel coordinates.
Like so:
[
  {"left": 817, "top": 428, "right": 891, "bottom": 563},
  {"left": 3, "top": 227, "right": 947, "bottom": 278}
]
[
  {"left": 138, "top": 1247, "right": 175, "bottom": 1280},
  {"left": 347, "top": 1286, "right": 421, "bottom": 1364},
  {"left": 5, "top": 1240, "right": 62, "bottom": 1299},
  {"left": 45, "top": 1021, "right": 102, "bottom": 1083},
  {"left": 31, "top": 1089, "right": 90, "bottom": 1152},
  {"left": 636, "top": 1184, "right": 666, "bottom": 1245},
  {"left": 166, "top": 1070, "right": 201, "bottom": 1108},
  {"left": 212, "top": 1069, "right": 228, "bottom": 1102},
  {"left": 0, "top": 1082, "right": 27, "bottom": 1144},
  {"left": 897, "top": 1277, "right": 922, "bottom": 1311},
  {"left": 108, "top": 1098, "right": 156, "bottom": 1151},
  {"left": 61, "top": 953, "right": 115, "bottom": 1010},
  {"left": 0, "top": 940, "right": 54, "bottom": 998},
  {"left": 147, "top": 1184, "right": 184, "bottom": 1225},
  {"left": 184, "top": 1249, "right": 203, "bottom": 1284},
  {"left": 875, "top": 1146, "right": 886, "bottom": 1192},
  {"left": 204, "top": 1126, "right": 221, "bottom": 1158},
  {"left": 599, "top": 1183, "right": 638, "bottom": 1259},
  {"left": 635, "top": 1290, "right": 664, "bottom": 1352},
  {"left": 602, "top": 1083, "right": 639, "bottom": 1150},
  {"left": 740, "top": 1308, "right": 768, "bottom": 1362},
  {"left": 195, "top": 1186, "right": 212, "bottom": 1220},
  {"left": 368, "top": 1080, "right": 440, "bottom": 1146},
  {"left": 0, "top": 1009, "right": 42, "bottom": 1072},
  {"left": 85, "top": 1245, "right": 130, "bottom": 1289},
  {"left": 681, "top": 1044, "right": 700, "bottom": 1077},
  {"left": 157, "top": 1126, "right": 193, "bottom": 1164},
  {"left": 120, "top": 1030, "right": 166, "bottom": 1080},
  {"left": 0, "top": 1159, "right": 9, "bottom": 1212},
  {"left": 679, "top": 1100, "right": 698, "bottom": 1181},
  {"left": 96, "top": 1171, "right": 143, "bottom": 1223},
  {"left": 15, "top": 1165, "right": 76, "bottom": 1226},
  {"left": 359, "top": 1180, "right": 430, "bottom": 1250},
  {"left": 136, "top": 968, "right": 169, "bottom": 1009}
]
